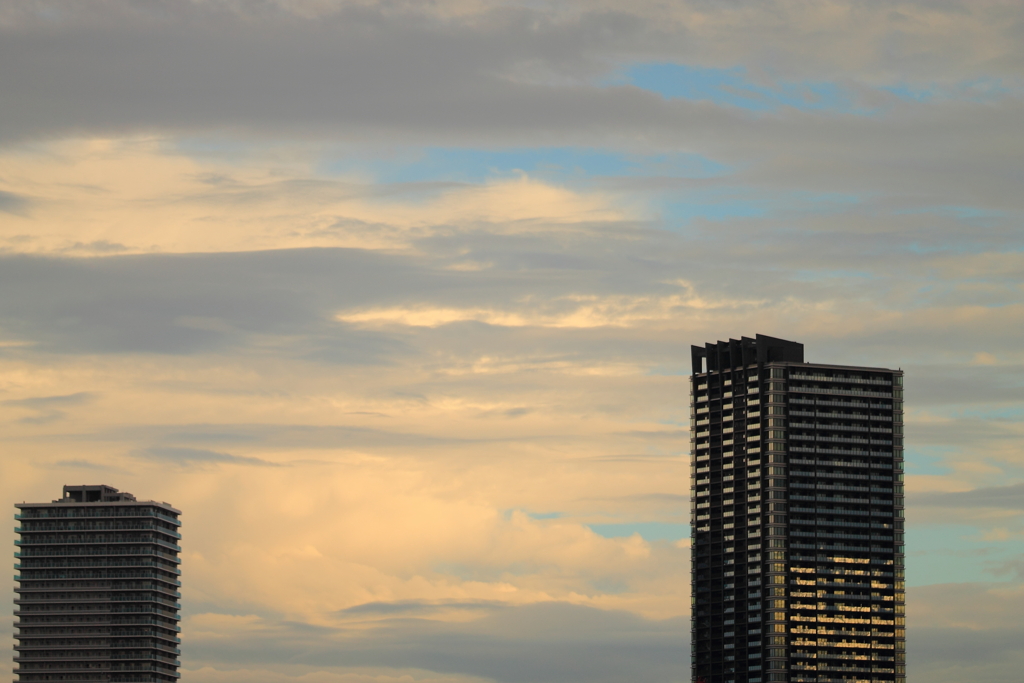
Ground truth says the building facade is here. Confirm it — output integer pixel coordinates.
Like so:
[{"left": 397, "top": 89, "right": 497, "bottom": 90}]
[
  {"left": 14, "top": 484, "right": 182, "bottom": 682},
  {"left": 690, "top": 335, "right": 905, "bottom": 683}
]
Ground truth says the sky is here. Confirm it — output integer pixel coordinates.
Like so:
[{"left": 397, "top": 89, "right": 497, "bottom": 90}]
[{"left": 1, "top": 1, "right": 1024, "bottom": 681}]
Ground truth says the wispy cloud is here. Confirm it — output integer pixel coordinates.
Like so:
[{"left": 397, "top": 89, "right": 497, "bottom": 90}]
[
  {"left": 133, "top": 446, "right": 282, "bottom": 468},
  {"left": 3, "top": 391, "right": 96, "bottom": 424},
  {"left": 912, "top": 483, "right": 1024, "bottom": 510},
  {"left": 53, "top": 458, "right": 118, "bottom": 471}
]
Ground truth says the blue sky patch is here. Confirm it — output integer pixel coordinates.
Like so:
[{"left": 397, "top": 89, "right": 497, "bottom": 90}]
[
  {"left": 906, "top": 524, "right": 1024, "bottom": 586},
  {"left": 903, "top": 449, "right": 954, "bottom": 477},
  {"left": 322, "top": 146, "right": 731, "bottom": 186},
  {"left": 882, "top": 77, "right": 1017, "bottom": 104},
  {"left": 590, "top": 522, "right": 689, "bottom": 541},
  {"left": 616, "top": 64, "right": 1022, "bottom": 114},
  {"left": 613, "top": 63, "right": 868, "bottom": 114},
  {"left": 658, "top": 187, "right": 865, "bottom": 227}
]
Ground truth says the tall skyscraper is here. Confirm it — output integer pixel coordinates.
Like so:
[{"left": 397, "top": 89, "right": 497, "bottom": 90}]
[
  {"left": 689, "top": 335, "right": 905, "bottom": 683},
  {"left": 14, "top": 484, "right": 182, "bottom": 682}
]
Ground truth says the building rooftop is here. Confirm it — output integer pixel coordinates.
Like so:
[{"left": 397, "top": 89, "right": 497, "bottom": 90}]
[
  {"left": 60, "top": 484, "right": 136, "bottom": 503},
  {"left": 16, "top": 484, "right": 181, "bottom": 513}
]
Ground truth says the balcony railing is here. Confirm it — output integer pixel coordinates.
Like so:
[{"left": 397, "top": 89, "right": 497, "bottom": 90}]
[
  {"left": 15, "top": 510, "right": 180, "bottom": 527},
  {"left": 16, "top": 523, "right": 181, "bottom": 540}
]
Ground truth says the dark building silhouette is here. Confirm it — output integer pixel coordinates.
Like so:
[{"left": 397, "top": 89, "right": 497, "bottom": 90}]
[
  {"left": 690, "top": 335, "right": 905, "bottom": 683},
  {"left": 14, "top": 485, "right": 181, "bottom": 682}
]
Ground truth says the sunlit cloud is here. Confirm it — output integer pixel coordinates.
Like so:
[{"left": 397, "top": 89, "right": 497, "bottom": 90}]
[
  {"left": 0, "top": 138, "right": 632, "bottom": 256},
  {"left": 336, "top": 288, "right": 769, "bottom": 330}
]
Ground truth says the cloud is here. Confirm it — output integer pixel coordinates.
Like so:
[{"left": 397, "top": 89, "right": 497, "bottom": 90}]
[
  {"left": 174, "top": 585, "right": 1024, "bottom": 683},
  {"left": 47, "top": 455, "right": 686, "bottom": 626},
  {"left": 4, "top": 390, "right": 96, "bottom": 408},
  {"left": 0, "top": 140, "right": 632, "bottom": 256},
  {"left": 336, "top": 294, "right": 757, "bottom": 330},
  {"left": 2, "top": 391, "right": 96, "bottom": 423},
  {"left": 912, "top": 483, "right": 1024, "bottom": 510},
  {"left": 338, "top": 599, "right": 505, "bottom": 616},
  {"left": 0, "top": 189, "right": 30, "bottom": 215},
  {"left": 53, "top": 458, "right": 118, "bottom": 471},
  {"left": 135, "top": 446, "right": 282, "bottom": 468},
  {"left": 169, "top": 585, "right": 1024, "bottom": 683},
  {"left": 0, "top": 249, "right": 414, "bottom": 356},
  {"left": 181, "top": 603, "right": 688, "bottom": 683},
  {"left": 182, "top": 666, "right": 491, "bottom": 683},
  {"left": 897, "top": 582, "right": 1024, "bottom": 681},
  {"left": 1, "top": 3, "right": 1023, "bottom": 216},
  {"left": 1, "top": 1, "right": 1022, "bottom": 141}
]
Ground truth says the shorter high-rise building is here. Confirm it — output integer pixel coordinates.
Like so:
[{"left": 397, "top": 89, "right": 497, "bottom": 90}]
[{"left": 14, "top": 484, "right": 182, "bottom": 682}]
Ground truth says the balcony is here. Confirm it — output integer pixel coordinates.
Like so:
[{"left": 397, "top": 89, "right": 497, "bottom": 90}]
[
  {"left": 15, "top": 538, "right": 182, "bottom": 552},
  {"left": 16, "top": 524, "right": 181, "bottom": 540},
  {"left": 789, "top": 374, "right": 892, "bottom": 386},
  {"left": 15, "top": 510, "right": 180, "bottom": 527},
  {"left": 790, "top": 385, "right": 892, "bottom": 398}
]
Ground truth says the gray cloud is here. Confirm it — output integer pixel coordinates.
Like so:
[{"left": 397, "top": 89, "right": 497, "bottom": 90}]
[
  {"left": 898, "top": 583, "right": 1024, "bottom": 681},
  {"left": 905, "top": 366, "right": 1024, "bottom": 407},
  {"left": 97, "top": 421, "right": 575, "bottom": 456},
  {"left": 0, "top": 250, "right": 413, "bottom": 357},
  {"left": 1, "top": 231, "right": 1023, "bottom": 413},
  {"left": 0, "top": 1, "right": 709, "bottom": 143},
  {"left": 1, "top": 1, "right": 1024, "bottom": 212},
  {"left": 183, "top": 602, "right": 688, "bottom": 683},
  {"left": 906, "top": 413, "right": 1024, "bottom": 453},
  {"left": 911, "top": 483, "right": 1024, "bottom": 510},
  {"left": 0, "top": 236, "right": 677, "bottom": 358},
  {"left": 910, "top": 625, "right": 1024, "bottom": 682},
  {"left": 53, "top": 458, "right": 117, "bottom": 471},
  {"left": 59, "top": 240, "right": 130, "bottom": 254},
  {"left": 175, "top": 588, "right": 1024, "bottom": 683},
  {"left": 135, "top": 446, "right": 281, "bottom": 467},
  {"left": 163, "top": 585, "right": 1024, "bottom": 683},
  {"left": 4, "top": 391, "right": 96, "bottom": 408},
  {"left": 3, "top": 391, "right": 96, "bottom": 423},
  {"left": 338, "top": 599, "right": 505, "bottom": 616},
  {"left": 0, "top": 189, "right": 30, "bottom": 215}
]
